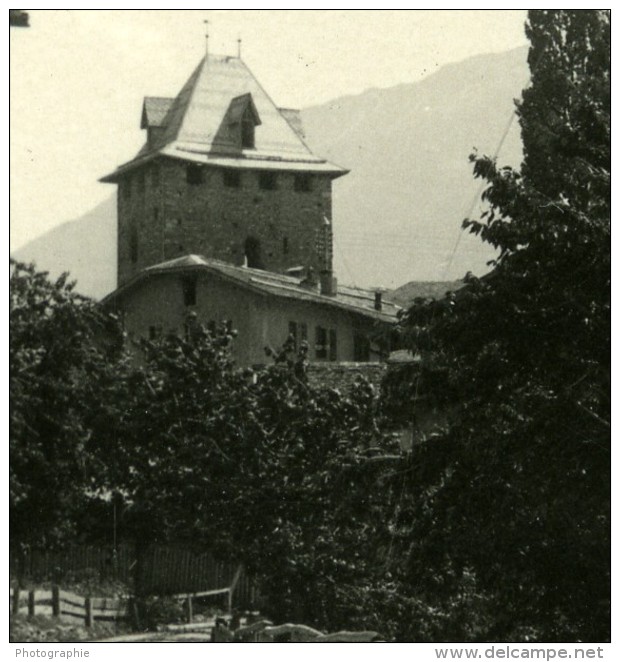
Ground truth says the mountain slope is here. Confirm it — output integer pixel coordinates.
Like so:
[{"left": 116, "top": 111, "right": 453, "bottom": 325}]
[
  {"left": 13, "top": 47, "right": 529, "bottom": 298},
  {"left": 12, "top": 196, "right": 117, "bottom": 300},
  {"left": 302, "top": 46, "right": 528, "bottom": 287}
]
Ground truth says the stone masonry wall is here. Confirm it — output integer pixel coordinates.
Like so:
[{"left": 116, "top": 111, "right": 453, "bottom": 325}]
[
  {"left": 306, "top": 362, "right": 389, "bottom": 393},
  {"left": 117, "top": 157, "right": 334, "bottom": 287}
]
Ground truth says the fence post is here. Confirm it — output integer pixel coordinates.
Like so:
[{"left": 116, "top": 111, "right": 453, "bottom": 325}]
[
  {"left": 85, "top": 597, "right": 93, "bottom": 628},
  {"left": 52, "top": 585, "right": 60, "bottom": 618},
  {"left": 28, "top": 590, "right": 35, "bottom": 617},
  {"left": 186, "top": 594, "right": 193, "bottom": 623},
  {"left": 227, "top": 588, "right": 232, "bottom": 614},
  {"left": 12, "top": 586, "right": 20, "bottom": 615}
]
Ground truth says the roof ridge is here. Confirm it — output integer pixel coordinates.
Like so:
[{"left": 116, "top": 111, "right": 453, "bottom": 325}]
[{"left": 174, "top": 56, "right": 208, "bottom": 146}]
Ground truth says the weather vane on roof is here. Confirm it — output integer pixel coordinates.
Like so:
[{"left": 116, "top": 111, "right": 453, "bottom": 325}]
[
  {"left": 237, "top": 35, "right": 242, "bottom": 59},
  {"left": 203, "top": 19, "right": 209, "bottom": 59}
]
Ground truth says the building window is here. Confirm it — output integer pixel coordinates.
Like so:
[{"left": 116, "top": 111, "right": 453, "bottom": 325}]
[
  {"left": 288, "top": 321, "right": 298, "bottom": 350},
  {"left": 315, "top": 326, "right": 328, "bottom": 359},
  {"left": 153, "top": 207, "right": 159, "bottom": 223},
  {"left": 315, "top": 326, "right": 337, "bottom": 361},
  {"left": 130, "top": 226, "right": 138, "bottom": 263},
  {"left": 283, "top": 236, "right": 289, "bottom": 255},
  {"left": 122, "top": 177, "right": 131, "bottom": 200},
  {"left": 223, "top": 169, "right": 241, "bottom": 188},
  {"left": 288, "top": 321, "right": 308, "bottom": 352},
  {"left": 353, "top": 333, "right": 371, "bottom": 362},
  {"left": 329, "top": 329, "right": 338, "bottom": 361},
  {"left": 186, "top": 164, "right": 204, "bottom": 186},
  {"left": 259, "top": 171, "right": 277, "bottom": 191},
  {"left": 182, "top": 275, "right": 197, "bottom": 306},
  {"left": 148, "top": 325, "right": 163, "bottom": 341},
  {"left": 294, "top": 174, "right": 313, "bottom": 192}
]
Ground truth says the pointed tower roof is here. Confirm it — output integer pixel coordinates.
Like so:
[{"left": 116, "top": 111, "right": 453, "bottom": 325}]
[{"left": 102, "top": 55, "right": 347, "bottom": 182}]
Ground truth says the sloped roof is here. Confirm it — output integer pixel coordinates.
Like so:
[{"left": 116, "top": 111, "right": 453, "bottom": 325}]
[
  {"left": 278, "top": 108, "right": 305, "bottom": 138},
  {"left": 102, "top": 55, "right": 347, "bottom": 182},
  {"left": 141, "top": 97, "right": 174, "bottom": 129},
  {"left": 226, "top": 93, "right": 261, "bottom": 125},
  {"left": 103, "top": 254, "right": 400, "bottom": 323}
]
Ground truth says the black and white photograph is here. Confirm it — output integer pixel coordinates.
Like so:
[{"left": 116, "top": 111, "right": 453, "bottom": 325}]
[{"left": 9, "top": 8, "right": 611, "bottom": 654}]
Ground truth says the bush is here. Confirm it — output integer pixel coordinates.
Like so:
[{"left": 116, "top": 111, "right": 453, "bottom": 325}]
[{"left": 135, "top": 595, "right": 185, "bottom": 631}]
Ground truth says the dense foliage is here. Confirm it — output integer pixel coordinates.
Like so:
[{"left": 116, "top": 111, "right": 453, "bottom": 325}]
[
  {"left": 10, "top": 10, "right": 609, "bottom": 643},
  {"left": 10, "top": 260, "right": 124, "bottom": 548},
  {"left": 398, "top": 10, "right": 610, "bottom": 641}
]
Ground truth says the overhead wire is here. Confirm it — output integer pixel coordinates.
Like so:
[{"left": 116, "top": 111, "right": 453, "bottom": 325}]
[{"left": 381, "top": 45, "right": 540, "bottom": 573}]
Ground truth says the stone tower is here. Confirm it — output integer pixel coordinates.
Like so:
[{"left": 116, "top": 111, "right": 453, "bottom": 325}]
[{"left": 101, "top": 54, "right": 348, "bottom": 287}]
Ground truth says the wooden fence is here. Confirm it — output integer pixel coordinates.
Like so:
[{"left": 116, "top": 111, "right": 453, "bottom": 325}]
[
  {"left": 10, "top": 585, "right": 128, "bottom": 627},
  {"left": 10, "top": 544, "right": 260, "bottom": 610},
  {"left": 10, "top": 564, "right": 249, "bottom": 629}
]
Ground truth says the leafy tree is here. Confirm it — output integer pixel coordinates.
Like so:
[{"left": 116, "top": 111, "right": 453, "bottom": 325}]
[
  {"left": 106, "top": 322, "right": 409, "bottom": 630},
  {"left": 10, "top": 260, "right": 124, "bottom": 550},
  {"left": 397, "top": 10, "right": 610, "bottom": 641}
]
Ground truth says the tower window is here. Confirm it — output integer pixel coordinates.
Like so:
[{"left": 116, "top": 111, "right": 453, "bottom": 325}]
[
  {"left": 223, "top": 169, "right": 241, "bottom": 188},
  {"left": 294, "top": 174, "right": 312, "bottom": 192},
  {"left": 186, "top": 164, "right": 204, "bottom": 186},
  {"left": 244, "top": 236, "right": 264, "bottom": 269},
  {"left": 283, "top": 236, "right": 289, "bottom": 255},
  {"left": 259, "top": 171, "right": 277, "bottom": 191},
  {"left": 152, "top": 164, "right": 160, "bottom": 187},
  {"left": 182, "top": 276, "right": 197, "bottom": 306},
  {"left": 130, "top": 226, "right": 138, "bottom": 263},
  {"left": 137, "top": 171, "right": 145, "bottom": 195}
]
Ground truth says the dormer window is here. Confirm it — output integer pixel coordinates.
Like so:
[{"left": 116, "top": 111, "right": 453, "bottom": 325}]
[
  {"left": 242, "top": 108, "right": 255, "bottom": 148},
  {"left": 226, "top": 93, "right": 261, "bottom": 150}
]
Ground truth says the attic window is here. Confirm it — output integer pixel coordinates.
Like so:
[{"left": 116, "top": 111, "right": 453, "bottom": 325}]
[
  {"left": 186, "top": 164, "right": 203, "bottom": 186},
  {"left": 259, "top": 171, "right": 277, "bottom": 191},
  {"left": 242, "top": 111, "right": 255, "bottom": 148},
  {"left": 227, "top": 94, "right": 261, "bottom": 150}
]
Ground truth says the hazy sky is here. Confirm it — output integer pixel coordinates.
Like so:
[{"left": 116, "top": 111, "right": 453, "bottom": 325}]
[{"left": 10, "top": 9, "right": 528, "bottom": 250}]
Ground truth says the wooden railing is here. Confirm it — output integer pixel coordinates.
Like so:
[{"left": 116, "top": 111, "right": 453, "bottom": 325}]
[
  {"left": 11, "top": 544, "right": 259, "bottom": 608},
  {"left": 9, "top": 564, "right": 247, "bottom": 629},
  {"left": 10, "top": 586, "right": 128, "bottom": 627}
]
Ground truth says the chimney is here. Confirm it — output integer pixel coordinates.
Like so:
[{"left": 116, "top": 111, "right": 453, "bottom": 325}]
[
  {"left": 300, "top": 266, "right": 319, "bottom": 291},
  {"left": 374, "top": 290, "right": 383, "bottom": 311},
  {"left": 320, "top": 270, "right": 338, "bottom": 297}
]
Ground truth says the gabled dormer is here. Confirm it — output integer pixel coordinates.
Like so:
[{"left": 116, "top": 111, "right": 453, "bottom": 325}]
[
  {"left": 141, "top": 96, "right": 173, "bottom": 149},
  {"left": 226, "top": 93, "right": 261, "bottom": 149}
]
